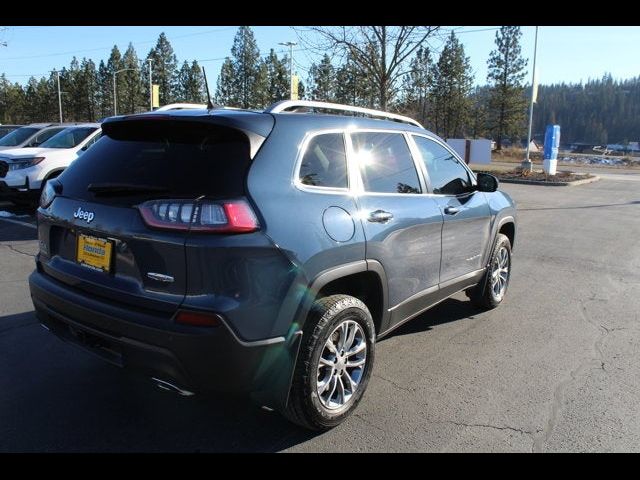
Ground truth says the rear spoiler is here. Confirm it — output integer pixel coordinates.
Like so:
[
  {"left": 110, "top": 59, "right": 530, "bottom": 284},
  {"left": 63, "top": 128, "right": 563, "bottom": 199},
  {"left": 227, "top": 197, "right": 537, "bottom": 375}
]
[{"left": 101, "top": 112, "right": 274, "bottom": 159}]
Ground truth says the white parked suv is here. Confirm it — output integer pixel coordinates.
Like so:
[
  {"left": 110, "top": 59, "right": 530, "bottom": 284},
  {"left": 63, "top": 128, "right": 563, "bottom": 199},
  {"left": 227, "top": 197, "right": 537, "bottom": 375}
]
[
  {"left": 0, "top": 123, "right": 101, "bottom": 205},
  {"left": 0, "top": 123, "right": 69, "bottom": 152}
]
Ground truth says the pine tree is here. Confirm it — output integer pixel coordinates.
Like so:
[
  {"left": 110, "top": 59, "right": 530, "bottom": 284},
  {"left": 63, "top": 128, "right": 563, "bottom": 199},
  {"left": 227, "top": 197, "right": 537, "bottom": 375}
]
[
  {"left": 120, "top": 43, "right": 144, "bottom": 114},
  {"left": 334, "top": 53, "right": 376, "bottom": 107},
  {"left": 97, "top": 60, "right": 113, "bottom": 118},
  {"left": 79, "top": 58, "right": 98, "bottom": 121},
  {"left": 261, "top": 49, "right": 289, "bottom": 106},
  {"left": 486, "top": 26, "right": 528, "bottom": 150},
  {"left": 177, "top": 60, "right": 205, "bottom": 103},
  {"left": 468, "top": 86, "right": 491, "bottom": 139},
  {"left": 146, "top": 33, "right": 178, "bottom": 106},
  {"left": 399, "top": 47, "right": 432, "bottom": 126},
  {"left": 0, "top": 77, "right": 27, "bottom": 123},
  {"left": 107, "top": 46, "right": 123, "bottom": 115},
  {"left": 430, "top": 32, "right": 473, "bottom": 139},
  {"left": 229, "top": 26, "right": 261, "bottom": 108},
  {"left": 215, "top": 58, "right": 235, "bottom": 106},
  {"left": 308, "top": 54, "right": 336, "bottom": 102},
  {"left": 21, "top": 74, "right": 57, "bottom": 122}
]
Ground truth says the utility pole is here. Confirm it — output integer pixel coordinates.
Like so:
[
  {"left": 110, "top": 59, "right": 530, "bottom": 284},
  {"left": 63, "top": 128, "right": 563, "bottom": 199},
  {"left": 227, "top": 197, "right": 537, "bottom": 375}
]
[
  {"left": 148, "top": 59, "right": 153, "bottom": 111},
  {"left": 522, "top": 26, "right": 539, "bottom": 172},
  {"left": 279, "top": 41, "right": 297, "bottom": 100},
  {"left": 56, "top": 71, "right": 63, "bottom": 123},
  {"left": 113, "top": 73, "right": 117, "bottom": 116},
  {"left": 113, "top": 68, "right": 138, "bottom": 116}
]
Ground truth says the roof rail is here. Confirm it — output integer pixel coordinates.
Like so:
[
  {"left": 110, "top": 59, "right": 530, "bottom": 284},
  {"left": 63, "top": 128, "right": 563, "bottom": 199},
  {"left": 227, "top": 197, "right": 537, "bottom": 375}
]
[{"left": 264, "top": 100, "right": 424, "bottom": 129}]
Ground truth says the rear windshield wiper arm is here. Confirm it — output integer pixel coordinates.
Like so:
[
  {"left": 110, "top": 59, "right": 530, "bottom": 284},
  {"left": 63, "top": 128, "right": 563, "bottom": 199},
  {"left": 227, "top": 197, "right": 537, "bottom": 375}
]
[{"left": 87, "top": 183, "right": 170, "bottom": 196}]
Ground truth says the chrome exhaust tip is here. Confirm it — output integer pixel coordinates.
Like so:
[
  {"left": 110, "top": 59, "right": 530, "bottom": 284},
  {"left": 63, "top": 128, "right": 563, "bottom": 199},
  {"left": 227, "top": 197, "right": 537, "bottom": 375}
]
[{"left": 152, "top": 377, "right": 195, "bottom": 397}]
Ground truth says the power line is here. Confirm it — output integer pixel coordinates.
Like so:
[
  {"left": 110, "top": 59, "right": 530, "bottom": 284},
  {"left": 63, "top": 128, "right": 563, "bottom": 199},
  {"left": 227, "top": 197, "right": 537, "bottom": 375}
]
[{"left": 0, "top": 26, "right": 239, "bottom": 61}]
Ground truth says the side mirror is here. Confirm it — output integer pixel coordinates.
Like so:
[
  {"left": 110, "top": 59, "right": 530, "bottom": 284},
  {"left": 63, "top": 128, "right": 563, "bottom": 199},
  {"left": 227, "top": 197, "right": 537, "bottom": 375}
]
[{"left": 476, "top": 172, "right": 499, "bottom": 192}]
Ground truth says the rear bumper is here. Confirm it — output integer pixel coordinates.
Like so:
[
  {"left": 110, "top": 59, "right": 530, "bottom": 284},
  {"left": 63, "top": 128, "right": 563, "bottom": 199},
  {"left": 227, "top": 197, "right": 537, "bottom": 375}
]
[{"left": 29, "top": 268, "right": 302, "bottom": 406}]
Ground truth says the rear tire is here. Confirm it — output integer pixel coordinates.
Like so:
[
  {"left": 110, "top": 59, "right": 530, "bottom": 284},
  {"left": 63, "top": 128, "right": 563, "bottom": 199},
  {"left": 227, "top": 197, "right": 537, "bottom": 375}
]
[
  {"left": 282, "top": 294, "right": 375, "bottom": 430},
  {"left": 468, "top": 233, "right": 512, "bottom": 310}
]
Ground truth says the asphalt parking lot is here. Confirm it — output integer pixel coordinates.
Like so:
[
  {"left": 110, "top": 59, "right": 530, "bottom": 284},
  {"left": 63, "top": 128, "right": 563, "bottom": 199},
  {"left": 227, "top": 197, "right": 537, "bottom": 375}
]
[{"left": 1, "top": 171, "right": 639, "bottom": 452}]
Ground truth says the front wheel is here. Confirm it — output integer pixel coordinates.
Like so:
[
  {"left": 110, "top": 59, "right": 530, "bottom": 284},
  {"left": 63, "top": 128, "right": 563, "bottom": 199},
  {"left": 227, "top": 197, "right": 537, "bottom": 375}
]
[
  {"left": 468, "top": 233, "right": 512, "bottom": 309},
  {"left": 282, "top": 294, "right": 375, "bottom": 430}
]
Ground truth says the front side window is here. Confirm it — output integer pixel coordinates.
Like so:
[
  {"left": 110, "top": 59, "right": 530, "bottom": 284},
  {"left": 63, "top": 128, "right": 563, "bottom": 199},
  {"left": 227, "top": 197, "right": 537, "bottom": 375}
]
[
  {"left": 0, "top": 127, "right": 39, "bottom": 146},
  {"left": 413, "top": 136, "right": 472, "bottom": 195},
  {"left": 351, "top": 132, "right": 421, "bottom": 194},
  {"left": 299, "top": 133, "right": 348, "bottom": 188}
]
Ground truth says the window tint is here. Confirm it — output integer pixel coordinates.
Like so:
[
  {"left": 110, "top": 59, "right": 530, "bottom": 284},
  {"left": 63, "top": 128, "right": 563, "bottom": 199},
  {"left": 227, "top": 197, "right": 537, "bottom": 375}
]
[
  {"left": 0, "top": 127, "right": 39, "bottom": 146},
  {"left": 83, "top": 132, "right": 102, "bottom": 150},
  {"left": 60, "top": 120, "right": 251, "bottom": 204},
  {"left": 40, "top": 127, "right": 97, "bottom": 149},
  {"left": 351, "top": 132, "right": 421, "bottom": 194},
  {"left": 413, "top": 136, "right": 472, "bottom": 195},
  {"left": 299, "top": 133, "right": 348, "bottom": 188}
]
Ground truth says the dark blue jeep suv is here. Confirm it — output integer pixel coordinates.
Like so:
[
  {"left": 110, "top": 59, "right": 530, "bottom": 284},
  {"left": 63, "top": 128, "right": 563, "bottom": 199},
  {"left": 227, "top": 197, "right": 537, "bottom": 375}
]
[{"left": 29, "top": 100, "right": 516, "bottom": 430}]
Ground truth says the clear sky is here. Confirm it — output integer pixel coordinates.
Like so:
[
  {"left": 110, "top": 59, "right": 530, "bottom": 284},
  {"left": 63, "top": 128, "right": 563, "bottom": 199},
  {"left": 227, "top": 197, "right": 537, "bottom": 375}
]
[{"left": 1, "top": 26, "right": 639, "bottom": 87}]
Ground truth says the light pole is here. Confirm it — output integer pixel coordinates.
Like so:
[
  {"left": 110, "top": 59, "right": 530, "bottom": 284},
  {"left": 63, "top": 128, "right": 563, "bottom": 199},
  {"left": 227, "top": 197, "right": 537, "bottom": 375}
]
[
  {"left": 148, "top": 59, "right": 153, "bottom": 111},
  {"left": 279, "top": 41, "right": 297, "bottom": 100},
  {"left": 55, "top": 70, "right": 63, "bottom": 123},
  {"left": 113, "top": 68, "right": 138, "bottom": 116},
  {"left": 522, "top": 26, "right": 539, "bottom": 172}
]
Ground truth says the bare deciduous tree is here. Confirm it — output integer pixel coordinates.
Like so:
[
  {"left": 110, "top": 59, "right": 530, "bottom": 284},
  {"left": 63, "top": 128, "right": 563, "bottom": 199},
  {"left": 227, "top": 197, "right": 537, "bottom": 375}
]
[{"left": 296, "top": 26, "right": 440, "bottom": 110}]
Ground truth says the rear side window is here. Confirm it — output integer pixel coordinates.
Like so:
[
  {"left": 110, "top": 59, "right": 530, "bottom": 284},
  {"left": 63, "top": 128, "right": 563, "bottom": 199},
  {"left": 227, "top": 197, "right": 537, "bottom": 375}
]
[
  {"left": 28, "top": 127, "right": 66, "bottom": 147},
  {"left": 41, "top": 127, "right": 97, "bottom": 149},
  {"left": 59, "top": 120, "right": 251, "bottom": 203},
  {"left": 299, "top": 133, "right": 348, "bottom": 188},
  {"left": 351, "top": 132, "right": 421, "bottom": 194}
]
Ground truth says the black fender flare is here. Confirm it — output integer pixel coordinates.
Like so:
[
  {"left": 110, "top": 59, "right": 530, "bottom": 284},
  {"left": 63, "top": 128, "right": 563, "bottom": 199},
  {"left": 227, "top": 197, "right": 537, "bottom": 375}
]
[
  {"left": 253, "top": 260, "right": 389, "bottom": 410},
  {"left": 484, "top": 215, "right": 516, "bottom": 268}
]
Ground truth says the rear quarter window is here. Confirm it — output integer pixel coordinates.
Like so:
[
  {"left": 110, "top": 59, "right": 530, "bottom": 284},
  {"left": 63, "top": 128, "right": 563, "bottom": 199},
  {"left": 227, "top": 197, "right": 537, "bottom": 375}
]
[{"left": 298, "top": 133, "right": 348, "bottom": 189}]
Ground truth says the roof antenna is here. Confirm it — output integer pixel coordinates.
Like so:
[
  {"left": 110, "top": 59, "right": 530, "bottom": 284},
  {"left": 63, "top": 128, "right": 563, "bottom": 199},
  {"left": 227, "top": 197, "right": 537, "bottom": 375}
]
[{"left": 202, "top": 66, "right": 215, "bottom": 110}]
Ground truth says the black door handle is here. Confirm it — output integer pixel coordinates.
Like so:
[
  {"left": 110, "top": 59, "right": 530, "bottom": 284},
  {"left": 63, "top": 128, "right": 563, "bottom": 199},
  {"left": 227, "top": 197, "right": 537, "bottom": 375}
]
[
  {"left": 368, "top": 210, "right": 394, "bottom": 223},
  {"left": 444, "top": 206, "right": 460, "bottom": 215}
]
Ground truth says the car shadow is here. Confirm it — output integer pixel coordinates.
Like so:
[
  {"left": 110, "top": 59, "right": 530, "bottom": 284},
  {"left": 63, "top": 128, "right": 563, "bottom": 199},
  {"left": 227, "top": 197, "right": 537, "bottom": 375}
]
[
  {"left": 0, "top": 311, "right": 319, "bottom": 452},
  {"left": 1, "top": 298, "right": 483, "bottom": 452},
  {"left": 381, "top": 297, "right": 481, "bottom": 340}
]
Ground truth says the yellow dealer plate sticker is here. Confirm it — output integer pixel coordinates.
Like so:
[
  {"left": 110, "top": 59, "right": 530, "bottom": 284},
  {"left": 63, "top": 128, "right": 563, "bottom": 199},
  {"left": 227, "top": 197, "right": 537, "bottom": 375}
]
[{"left": 77, "top": 234, "right": 113, "bottom": 273}]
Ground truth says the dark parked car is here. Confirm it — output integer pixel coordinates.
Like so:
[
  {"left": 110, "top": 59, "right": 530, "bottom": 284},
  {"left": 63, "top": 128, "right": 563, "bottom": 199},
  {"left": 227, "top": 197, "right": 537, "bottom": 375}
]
[
  {"left": 0, "top": 124, "right": 23, "bottom": 139},
  {"left": 30, "top": 101, "right": 516, "bottom": 430}
]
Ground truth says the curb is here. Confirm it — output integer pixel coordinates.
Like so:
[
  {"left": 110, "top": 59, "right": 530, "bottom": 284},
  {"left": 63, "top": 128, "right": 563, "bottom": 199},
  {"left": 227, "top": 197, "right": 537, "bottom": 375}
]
[{"left": 497, "top": 175, "right": 600, "bottom": 187}]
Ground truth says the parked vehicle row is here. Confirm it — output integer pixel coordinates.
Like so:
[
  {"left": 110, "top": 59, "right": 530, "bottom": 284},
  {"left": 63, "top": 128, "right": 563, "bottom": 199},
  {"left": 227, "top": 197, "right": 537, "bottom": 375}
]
[
  {"left": 0, "top": 106, "right": 210, "bottom": 205},
  {"left": 0, "top": 123, "right": 102, "bottom": 205}
]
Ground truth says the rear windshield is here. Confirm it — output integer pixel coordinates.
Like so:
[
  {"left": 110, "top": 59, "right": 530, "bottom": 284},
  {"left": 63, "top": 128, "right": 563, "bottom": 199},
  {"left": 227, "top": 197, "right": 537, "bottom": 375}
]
[
  {"left": 40, "top": 127, "right": 98, "bottom": 149},
  {"left": 59, "top": 120, "right": 251, "bottom": 203},
  {"left": 0, "top": 127, "right": 39, "bottom": 146}
]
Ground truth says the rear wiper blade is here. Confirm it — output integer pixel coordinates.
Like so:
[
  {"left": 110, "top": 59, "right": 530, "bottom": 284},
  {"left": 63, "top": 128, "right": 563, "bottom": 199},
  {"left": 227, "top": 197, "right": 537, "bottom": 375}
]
[{"left": 87, "top": 183, "right": 170, "bottom": 196}]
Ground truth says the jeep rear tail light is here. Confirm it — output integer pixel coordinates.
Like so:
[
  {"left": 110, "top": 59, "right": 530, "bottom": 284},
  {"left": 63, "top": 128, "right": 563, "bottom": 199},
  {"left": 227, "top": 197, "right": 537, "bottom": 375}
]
[{"left": 138, "top": 199, "right": 259, "bottom": 233}]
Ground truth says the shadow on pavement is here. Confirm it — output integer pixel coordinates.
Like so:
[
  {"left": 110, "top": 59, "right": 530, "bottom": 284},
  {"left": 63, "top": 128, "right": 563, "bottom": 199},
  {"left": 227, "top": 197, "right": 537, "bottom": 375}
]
[
  {"left": 382, "top": 297, "right": 480, "bottom": 340},
  {"left": 0, "top": 310, "right": 319, "bottom": 452}
]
